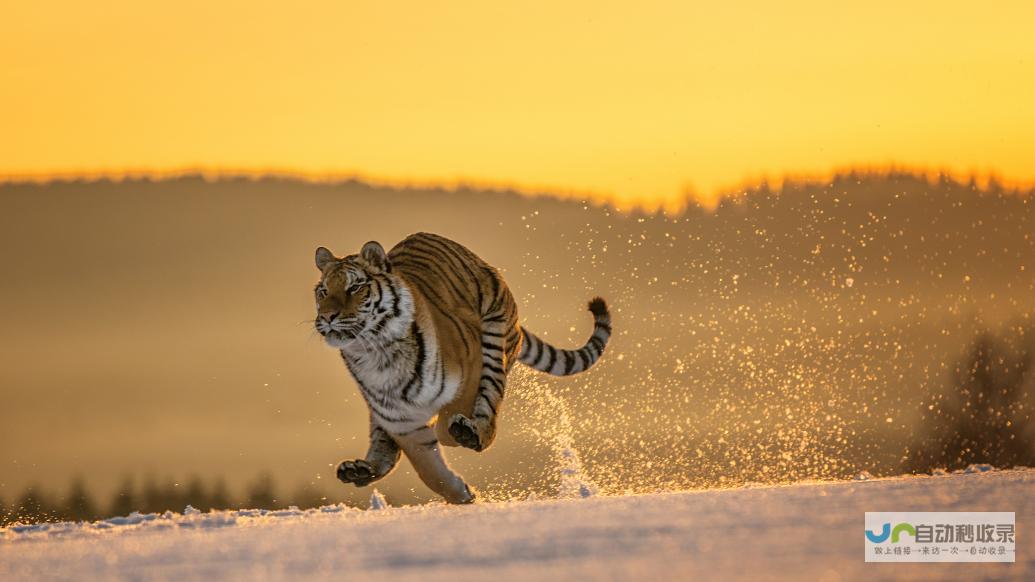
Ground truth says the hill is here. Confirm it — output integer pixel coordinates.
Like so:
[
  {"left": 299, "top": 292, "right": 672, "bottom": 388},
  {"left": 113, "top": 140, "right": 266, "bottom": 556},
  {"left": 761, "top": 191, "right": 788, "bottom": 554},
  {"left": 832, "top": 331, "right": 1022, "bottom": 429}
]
[{"left": 1, "top": 173, "right": 1033, "bottom": 510}]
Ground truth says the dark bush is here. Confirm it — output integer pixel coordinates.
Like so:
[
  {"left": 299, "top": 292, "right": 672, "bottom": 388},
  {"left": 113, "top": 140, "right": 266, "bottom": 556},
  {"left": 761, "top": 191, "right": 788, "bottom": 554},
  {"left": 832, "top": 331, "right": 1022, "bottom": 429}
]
[{"left": 910, "top": 325, "right": 1035, "bottom": 471}]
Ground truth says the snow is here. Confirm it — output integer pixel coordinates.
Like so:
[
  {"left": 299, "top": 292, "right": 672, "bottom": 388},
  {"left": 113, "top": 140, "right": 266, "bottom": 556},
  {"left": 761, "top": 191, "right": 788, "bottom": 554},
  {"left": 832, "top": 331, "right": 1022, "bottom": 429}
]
[
  {"left": 368, "top": 490, "right": 388, "bottom": 511},
  {"left": 2, "top": 469, "right": 1032, "bottom": 581}
]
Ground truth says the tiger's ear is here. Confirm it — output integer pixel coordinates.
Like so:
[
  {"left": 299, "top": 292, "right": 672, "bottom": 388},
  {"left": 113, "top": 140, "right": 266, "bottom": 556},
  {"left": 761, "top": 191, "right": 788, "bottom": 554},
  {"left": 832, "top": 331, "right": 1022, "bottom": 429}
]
[
  {"left": 360, "top": 241, "right": 390, "bottom": 272},
  {"left": 315, "top": 247, "right": 337, "bottom": 270}
]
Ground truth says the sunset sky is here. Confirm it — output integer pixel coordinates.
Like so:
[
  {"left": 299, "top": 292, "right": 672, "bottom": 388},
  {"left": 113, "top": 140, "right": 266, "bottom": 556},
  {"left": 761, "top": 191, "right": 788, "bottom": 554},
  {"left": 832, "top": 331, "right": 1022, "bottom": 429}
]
[{"left": 3, "top": 1, "right": 1034, "bottom": 209}]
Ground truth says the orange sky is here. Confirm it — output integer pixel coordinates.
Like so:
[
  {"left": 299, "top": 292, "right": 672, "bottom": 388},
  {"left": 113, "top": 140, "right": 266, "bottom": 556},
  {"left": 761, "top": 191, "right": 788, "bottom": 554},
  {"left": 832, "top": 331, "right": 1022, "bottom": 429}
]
[{"left": 3, "top": 1, "right": 1034, "bottom": 210}]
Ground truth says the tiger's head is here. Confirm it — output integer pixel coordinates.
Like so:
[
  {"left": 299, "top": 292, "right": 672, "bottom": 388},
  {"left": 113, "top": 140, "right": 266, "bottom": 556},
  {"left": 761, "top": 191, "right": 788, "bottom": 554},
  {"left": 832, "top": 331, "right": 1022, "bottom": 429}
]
[{"left": 313, "top": 241, "right": 391, "bottom": 347}]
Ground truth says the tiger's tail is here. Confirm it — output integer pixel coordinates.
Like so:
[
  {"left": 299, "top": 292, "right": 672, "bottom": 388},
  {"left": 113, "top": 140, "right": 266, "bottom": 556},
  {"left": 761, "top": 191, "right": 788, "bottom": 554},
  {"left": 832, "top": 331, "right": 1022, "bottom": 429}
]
[{"left": 518, "top": 298, "right": 611, "bottom": 376}]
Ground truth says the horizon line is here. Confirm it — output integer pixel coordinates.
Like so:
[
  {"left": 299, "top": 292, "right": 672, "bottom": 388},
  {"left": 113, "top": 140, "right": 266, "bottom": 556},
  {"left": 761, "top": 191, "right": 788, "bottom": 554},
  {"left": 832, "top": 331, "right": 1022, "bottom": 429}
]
[{"left": 2, "top": 164, "right": 1032, "bottom": 213}]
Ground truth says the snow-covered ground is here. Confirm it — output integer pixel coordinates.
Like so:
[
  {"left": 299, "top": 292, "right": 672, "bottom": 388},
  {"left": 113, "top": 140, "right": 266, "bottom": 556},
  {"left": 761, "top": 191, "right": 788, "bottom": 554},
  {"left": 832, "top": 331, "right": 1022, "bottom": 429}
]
[{"left": 2, "top": 469, "right": 1032, "bottom": 581}]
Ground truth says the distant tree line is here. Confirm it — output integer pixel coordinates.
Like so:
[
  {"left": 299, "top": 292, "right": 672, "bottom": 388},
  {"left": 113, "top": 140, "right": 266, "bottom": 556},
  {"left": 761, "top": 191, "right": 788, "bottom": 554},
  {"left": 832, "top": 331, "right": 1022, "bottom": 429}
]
[
  {"left": 0, "top": 473, "right": 332, "bottom": 527},
  {"left": 909, "top": 322, "right": 1035, "bottom": 472}
]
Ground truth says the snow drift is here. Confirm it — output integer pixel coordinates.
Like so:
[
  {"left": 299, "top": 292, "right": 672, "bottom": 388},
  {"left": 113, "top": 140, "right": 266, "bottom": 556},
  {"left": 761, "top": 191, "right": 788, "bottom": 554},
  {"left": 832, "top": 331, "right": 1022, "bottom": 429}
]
[{"left": 2, "top": 469, "right": 1032, "bottom": 581}]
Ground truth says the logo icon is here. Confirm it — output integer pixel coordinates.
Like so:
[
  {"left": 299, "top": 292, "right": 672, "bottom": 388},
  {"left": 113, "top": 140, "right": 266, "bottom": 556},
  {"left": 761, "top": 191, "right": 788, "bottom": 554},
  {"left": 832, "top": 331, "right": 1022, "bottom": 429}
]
[{"left": 865, "top": 522, "right": 917, "bottom": 543}]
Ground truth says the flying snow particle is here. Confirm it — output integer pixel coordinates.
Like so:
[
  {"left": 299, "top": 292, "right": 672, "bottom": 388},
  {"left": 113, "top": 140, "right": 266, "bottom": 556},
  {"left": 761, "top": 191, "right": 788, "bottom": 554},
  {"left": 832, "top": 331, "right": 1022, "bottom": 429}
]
[{"left": 369, "top": 489, "right": 388, "bottom": 510}]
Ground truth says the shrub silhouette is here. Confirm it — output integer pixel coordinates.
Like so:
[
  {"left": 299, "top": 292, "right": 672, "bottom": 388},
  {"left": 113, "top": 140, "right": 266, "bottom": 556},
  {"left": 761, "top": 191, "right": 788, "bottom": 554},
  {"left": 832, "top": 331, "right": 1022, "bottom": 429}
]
[
  {"left": 208, "top": 479, "right": 232, "bottom": 511},
  {"left": 182, "top": 477, "right": 208, "bottom": 511},
  {"left": 63, "top": 478, "right": 98, "bottom": 522},
  {"left": 108, "top": 477, "right": 137, "bottom": 518},
  {"left": 1, "top": 472, "right": 329, "bottom": 526},
  {"left": 910, "top": 325, "right": 1035, "bottom": 471},
  {"left": 245, "top": 473, "right": 279, "bottom": 510}
]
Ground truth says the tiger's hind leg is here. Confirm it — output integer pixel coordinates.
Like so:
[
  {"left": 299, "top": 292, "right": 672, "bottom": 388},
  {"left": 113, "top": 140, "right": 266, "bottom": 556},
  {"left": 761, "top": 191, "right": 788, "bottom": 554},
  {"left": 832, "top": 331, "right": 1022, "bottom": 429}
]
[
  {"left": 448, "top": 322, "right": 513, "bottom": 452},
  {"left": 336, "top": 421, "right": 400, "bottom": 487},
  {"left": 393, "top": 424, "right": 475, "bottom": 504}
]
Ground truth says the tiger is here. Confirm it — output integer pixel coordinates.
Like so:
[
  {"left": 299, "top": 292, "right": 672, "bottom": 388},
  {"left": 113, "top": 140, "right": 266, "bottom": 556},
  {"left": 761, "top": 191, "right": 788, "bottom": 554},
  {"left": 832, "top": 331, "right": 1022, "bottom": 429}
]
[{"left": 312, "top": 232, "right": 612, "bottom": 504}]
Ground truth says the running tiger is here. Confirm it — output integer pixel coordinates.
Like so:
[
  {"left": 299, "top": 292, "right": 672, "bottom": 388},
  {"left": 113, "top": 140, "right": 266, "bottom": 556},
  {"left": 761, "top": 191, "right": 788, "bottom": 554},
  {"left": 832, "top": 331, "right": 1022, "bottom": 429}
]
[{"left": 312, "top": 232, "right": 612, "bottom": 503}]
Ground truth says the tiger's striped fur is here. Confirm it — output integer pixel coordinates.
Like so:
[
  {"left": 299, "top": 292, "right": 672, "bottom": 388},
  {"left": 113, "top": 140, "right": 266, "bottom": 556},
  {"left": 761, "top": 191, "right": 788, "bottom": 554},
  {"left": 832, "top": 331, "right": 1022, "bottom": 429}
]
[{"left": 313, "top": 232, "right": 611, "bottom": 503}]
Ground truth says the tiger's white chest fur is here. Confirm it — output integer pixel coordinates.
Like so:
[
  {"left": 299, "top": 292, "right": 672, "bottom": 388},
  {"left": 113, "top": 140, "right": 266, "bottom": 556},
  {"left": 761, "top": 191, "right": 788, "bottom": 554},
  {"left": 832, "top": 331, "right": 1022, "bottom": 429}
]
[{"left": 340, "top": 312, "right": 461, "bottom": 433}]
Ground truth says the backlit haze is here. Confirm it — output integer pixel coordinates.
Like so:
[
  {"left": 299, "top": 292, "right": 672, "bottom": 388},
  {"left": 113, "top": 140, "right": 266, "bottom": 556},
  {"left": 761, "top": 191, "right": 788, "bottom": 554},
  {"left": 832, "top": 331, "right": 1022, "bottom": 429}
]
[{"left": 3, "top": 1, "right": 1035, "bottom": 210}]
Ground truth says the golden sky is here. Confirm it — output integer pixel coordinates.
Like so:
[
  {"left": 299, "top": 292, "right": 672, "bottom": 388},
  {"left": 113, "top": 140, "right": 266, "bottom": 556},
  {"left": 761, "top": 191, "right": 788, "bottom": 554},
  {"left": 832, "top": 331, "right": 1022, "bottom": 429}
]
[{"left": 3, "top": 1, "right": 1034, "bottom": 209}]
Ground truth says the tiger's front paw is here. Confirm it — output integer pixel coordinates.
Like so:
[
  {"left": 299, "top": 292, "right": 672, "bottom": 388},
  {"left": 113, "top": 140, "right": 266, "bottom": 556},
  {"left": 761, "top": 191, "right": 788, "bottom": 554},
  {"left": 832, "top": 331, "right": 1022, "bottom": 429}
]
[
  {"left": 448, "top": 414, "right": 483, "bottom": 452},
  {"left": 337, "top": 459, "right": 377, "bottom": 487}
]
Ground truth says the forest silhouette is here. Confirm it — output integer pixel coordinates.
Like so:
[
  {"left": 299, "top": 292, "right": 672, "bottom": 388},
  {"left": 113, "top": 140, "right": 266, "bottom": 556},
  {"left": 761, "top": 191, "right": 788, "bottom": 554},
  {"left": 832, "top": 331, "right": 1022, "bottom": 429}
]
[{"left": 0, "top": 473, "right": 327, "bottom": 526}]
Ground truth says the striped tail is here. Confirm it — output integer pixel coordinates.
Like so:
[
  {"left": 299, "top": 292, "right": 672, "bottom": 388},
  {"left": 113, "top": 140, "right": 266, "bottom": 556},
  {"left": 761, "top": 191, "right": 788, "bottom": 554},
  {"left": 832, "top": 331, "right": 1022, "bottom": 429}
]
[{"left": 518, "top": 298, "right": 612, "bottom": 376}]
